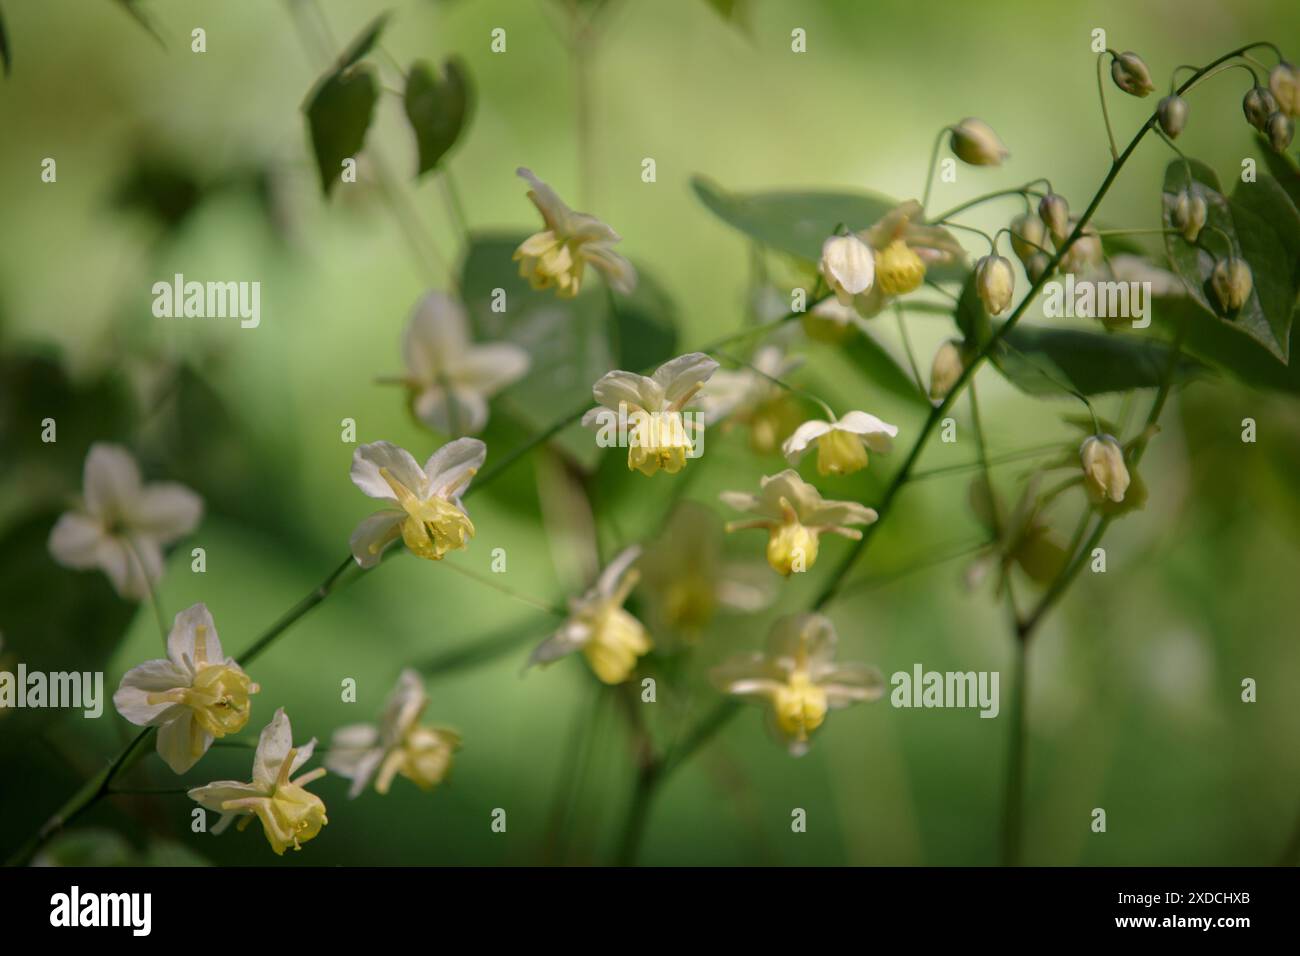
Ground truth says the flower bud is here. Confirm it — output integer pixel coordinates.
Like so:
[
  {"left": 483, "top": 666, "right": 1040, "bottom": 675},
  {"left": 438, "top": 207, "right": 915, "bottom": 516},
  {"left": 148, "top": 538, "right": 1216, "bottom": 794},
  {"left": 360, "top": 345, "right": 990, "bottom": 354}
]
[
  {"left": 975, "top": 254, "right": 1015, "bottom": 316},
  {"left": 1270, "top": 61, "right": 1298, "bottom": 116},
  {"left": 1110, "top": 51, "right": 1155, "bottom": 97},
  {"left": 1080, "top": 435, "right": 1130, "bottom": 504},
  {"left": 1266, "top": 111, "right": 1295, "bottom": 152},
  {"left": 1172, "top": 189, "right": 1207, "bottom": 243},
  {"left": 1210, "top": 257, "right": 1253, "bottom": 315},
  {"left": 929, "top": 339, "right": 966, "bottom": 403},
  {"left": 948, "top": 118, "right": 1010, "bottom": 166},
  {"left": 1060, "top": 221, "right": 1102, "bottom": 275},
  {"left": 1025, "top": 252, "right": 1051, "bottom": 284},
  {"left": 819, "top": 233, "right": 875, "bottom": 305},
  {"left": 1243, "top": 85, "right": 1279, "bottom": 131},
  {"left": 1009, "top": 212, "right": 1047, "bottom": 265},
  {"left": 1157, "top": 94, "right": 1189, "bottom": 138},
  {"left": 874, "top": 239, "right": 926, "bottom": 296},
  {"left": 1038, "top": 192, "right": 1070, "bottom": 244}
]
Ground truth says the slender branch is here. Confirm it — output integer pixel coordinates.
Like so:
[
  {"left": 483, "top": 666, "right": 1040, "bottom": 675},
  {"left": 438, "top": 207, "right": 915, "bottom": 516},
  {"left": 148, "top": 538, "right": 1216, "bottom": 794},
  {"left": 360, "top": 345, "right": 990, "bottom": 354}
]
[{"left": 1096, "top": 52, "right": 1119, "bottom": 162}]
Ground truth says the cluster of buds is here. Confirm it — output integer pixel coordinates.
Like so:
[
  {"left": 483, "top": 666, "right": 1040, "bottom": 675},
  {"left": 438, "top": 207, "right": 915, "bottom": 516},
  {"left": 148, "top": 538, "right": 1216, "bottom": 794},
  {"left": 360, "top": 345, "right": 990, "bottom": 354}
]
[
  {"left": 1243, "top": 59, "right": 1298, "bottom": 151},
  {"left": 1171, "top": 188, "right": 1207, "bottom": 243},
  {"left": 1211, "top": 255, "right": 1254, "bottom": 316}
]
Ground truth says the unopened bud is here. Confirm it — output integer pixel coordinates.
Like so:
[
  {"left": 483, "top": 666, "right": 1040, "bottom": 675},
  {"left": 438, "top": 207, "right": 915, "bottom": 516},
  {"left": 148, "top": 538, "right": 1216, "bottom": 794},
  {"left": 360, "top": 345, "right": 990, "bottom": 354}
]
[
  {"left": 1211, "top": 257, "right": 1253, "bottom": 315},
  {"left": 1243, "top": 86, "right": 1279, "bottom": 131},
  {"left": 1172, "top": 190, "right": 1207, "bottom": 243},
  {"left": 1009, "top": 213, "right": 1048, "bottom": 265},
  {"left": 975, "top": 254, "right": 1015, "bottom": 316},
  {"left": 948, "top": 118, "right": 1010, "bottom": 166},
  {"left": 929, "top": 339, "right": 966, "bottom": 403},
  {"left": 819, "top": 233, "right": 875, "bottom": 305},
  {"left": 1080, "top": 435, "right": 1130, "bottom": 505},
  {"left": 1157, "top": 95, "right": 1189, "bottom": 138},
  {"left": 874, "top": 239, "right": 926, "bottom": 296},
  {"left": 1110, "top": 51, "right": 1155, "bottom": 97},
  {"left": 1060, "top": 221, "right": 1102, "bottom": 275},
  {"left": 1266, "top": 111, "right": 1295, "bottom": 151},
  {"left": 1038, "top": 193, "right": 1070, "bottom": 244},
  {"left": 1270, "top": 61, "right": 1298, "bottom": 116},
  {"left": 1025, "top": 253, "right": 1051, "bottom": 284}
]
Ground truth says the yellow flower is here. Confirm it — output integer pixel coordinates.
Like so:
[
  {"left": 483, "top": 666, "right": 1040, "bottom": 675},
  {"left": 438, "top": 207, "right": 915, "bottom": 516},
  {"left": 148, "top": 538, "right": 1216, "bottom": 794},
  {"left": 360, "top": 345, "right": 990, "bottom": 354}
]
[
  {"left": 583, "top": 353, "right": 718, "bottom": 477},
  {"left": 845, "top": 201, "right": 964, "bottom": 314},
  {"left": 513, "top": 168, "right": 636, "bottom": 298},
  {"left": 711, "top": 614, "right": 884, "bottom": 755},
  {"left": 781, "top": 411, "right": 897, "bottom": 477},
  {"left": 721, "top": 470, "right": 877, "bottom": 576},
  {"left": 188, "top": 709, "right": 328, "bottom": 856},
  {"left": 113, "top": 603, "right": 259, "bottom": 774},
  {"left": 327, "top": 670, "right": 461, "bottom": 797},
  {"left": 348, "top": 438, "right": 485, "bottom": 566},
  {"left": 874, "top": 239, "right": 927, "bottom": 296},
  {"left": 529, "top": 547, "right": 652, "bottom": 684}
]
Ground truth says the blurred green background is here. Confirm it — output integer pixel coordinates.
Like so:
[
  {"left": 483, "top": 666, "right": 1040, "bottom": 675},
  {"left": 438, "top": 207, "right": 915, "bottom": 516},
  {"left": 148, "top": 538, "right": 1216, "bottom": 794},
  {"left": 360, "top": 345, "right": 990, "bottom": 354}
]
[{"left": 3, "top": 0, "right": 1300, "bottom": 866}]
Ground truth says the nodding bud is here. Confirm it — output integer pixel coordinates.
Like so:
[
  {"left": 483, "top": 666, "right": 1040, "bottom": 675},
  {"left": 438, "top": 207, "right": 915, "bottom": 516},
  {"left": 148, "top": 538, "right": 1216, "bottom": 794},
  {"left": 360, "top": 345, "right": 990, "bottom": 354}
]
[
  {"left": 819, "top": 233, "right": 875, "bottom": 305},
  {"left": 929, "top": 339, "right": 966, "bottom": 403},
  {"left": 949, "top": 118, "right": 1010, "bottom": 166},
  {"left": 1211, "top": 257, "right": 1253, "bottom": 315},
  {"left": 1026, "top": 252, "right": 1051, "bottom": 284},
  {"left": 1110, "top": 51, "right": 1155, "bottom": 97},
  {"left": 975, "top": 254, "right": 1016, "bottom": 316},
  {"left": 1243, "top": 86, "right": 1279, "bottom": 131},
  {"left": 1157, "top": 95, "right": 1189, "bottom": 138},
  {"left": 1270, "top": 61, "right": 1298, "bottom": 116},
  {"left": 1060, "top": 221, "right": 1102, "bottom": 275},
  {"left": 1010, "top": 213, "right": 1048, "bottom": 265},
  {"left": 1038, "top": 193, "right": 1070, "bottom": 244},
  {"left": 1080, "top": 435, "right": 1130, "bottom": 505},
  {"left": 1172, "top": 190, "right": 1207, "bottom": 243},
  {"left": 1266, "top": 111, "right": 1295, "bottom": 151}
]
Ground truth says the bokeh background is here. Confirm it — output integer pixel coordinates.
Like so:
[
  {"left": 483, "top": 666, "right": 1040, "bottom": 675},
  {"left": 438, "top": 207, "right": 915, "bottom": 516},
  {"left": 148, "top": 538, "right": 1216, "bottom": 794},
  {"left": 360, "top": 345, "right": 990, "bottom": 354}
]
[{"left": 3, "top": 0, "right": 1300, "bottom": 866}]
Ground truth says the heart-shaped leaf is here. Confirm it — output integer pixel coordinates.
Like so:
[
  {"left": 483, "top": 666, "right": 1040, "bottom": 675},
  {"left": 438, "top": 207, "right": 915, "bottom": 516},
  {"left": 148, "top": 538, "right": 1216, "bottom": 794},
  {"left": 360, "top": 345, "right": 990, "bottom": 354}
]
[
  {"left": 304, "top": 66, "right": 378, "bottom": 196},
  {"left": 404, "top": 58, "right": 472, "bottom": 177}
]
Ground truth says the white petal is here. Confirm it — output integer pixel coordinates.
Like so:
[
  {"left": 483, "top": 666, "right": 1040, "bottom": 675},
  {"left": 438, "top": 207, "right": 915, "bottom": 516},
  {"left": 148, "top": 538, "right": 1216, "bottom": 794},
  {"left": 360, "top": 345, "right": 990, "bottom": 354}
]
[
  {"left": 766, "top": 613, "right": 837, "bottom": 667},
  {"left": 48, "top": 512, "right": 105, "bottom": 569},
  {"left": 113, "top": 659, "right": 191, "bottom": 726},
  {"left": 127, "top": 483, "right": 203, "bottom": 543},
  {"left": 818, "top": 663, "right": 886, "bottom": 707},
  {"left": 252, "top": 708, "right": 294, "bottom": 790},
  {"left": 782, "top": 420, "right": 834, "bottom": 462},
  {"left": 651, "top": 353, "right": 719, "bottom": 408},
  {"left": 596, "top": 545, "right": 642, "bottom": 598},
  {"left": 402, "top": 291, "right": 470, "bottom": 382},
  {"left": 157, "top": 711, "right": 211, "bottom": 775},
  {"left": 719, "top": 490, "right": 762, "bottom": 514},
  {"left": 349, "top": 510, "right": 405, "bottom": 568},
  {"left": 592, "top": 369, "right": 659, "bottom": 412},
  {"left": 83, "top": 443, "right": 142, "bottom": 520},
  {"left": 528, "top": 620, "right": 592, "bottom": 666},
  {"left": 456, "top": 342, "right": 531, "bottom": 395},
  {"left": 412, "top": 386, "right": 489, "bottom": 436},
  {"left": 834, "top": 411, "right": 898, "bottom": 452},
  {"left": 517, "top": 167, "right": 578, "bottom": 235},
  {"left": 581, "top": 242, "right": 637, "bottom": 293},
  {"left": 187, "top": 781, "right": 264, "bottom": 813},
  {"left": 94, "top": 537, "right": 153, "bottom": 601},
  {"left": 709, "top": 654, "right": 784, "bottom": 699},
  {"left": 167, "top": 603, "right": 223, "bottom": 671},
  {"left": 423, "top": 437, "right": 488, "bottom": 497},
  {"left": 324, "top": 725, "right": 385, "bottom": 798},
  {"left": 351, "top": 441, "right": 428, "bottom": 501},
  {"left": 380, "top": 669, "right": 428, "bottom": 745}
]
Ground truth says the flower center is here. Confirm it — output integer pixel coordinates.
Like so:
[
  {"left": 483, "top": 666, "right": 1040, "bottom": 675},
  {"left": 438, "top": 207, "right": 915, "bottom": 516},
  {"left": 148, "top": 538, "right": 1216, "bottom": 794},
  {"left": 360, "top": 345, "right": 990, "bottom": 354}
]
[
  {"left": 766, "top": 501, "right": 820, "bottom": 576},
  {"left": 816, "top": 428, "right": 869, "bottom": 476},
  {"left": 380, "top": 467, "right": 475, "bottom": 561},
  {"left": 875, "top": 239, "right": 926, "bottom": 296},
  {"left": 772, "top": 670, "right": 828, "bottom": 741},
  {"left": 626, "top": 409, "right": 693, "bottom": 477}
]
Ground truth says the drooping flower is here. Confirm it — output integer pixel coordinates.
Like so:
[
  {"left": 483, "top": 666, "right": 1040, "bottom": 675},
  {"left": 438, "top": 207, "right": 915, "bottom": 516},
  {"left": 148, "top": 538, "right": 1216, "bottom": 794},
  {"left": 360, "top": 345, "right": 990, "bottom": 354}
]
[
  {"left": 48, "top": 443, "right": 202, "bottom": 601},
  {"left": 113, "top": 603, "right": 259, "bottom": 774},
  {"left": 721, "top": 470, "right": 877, "bottom": 576},
  {"left": 513, "top": 167, "right": 636, "bottom": 298},
  {"left": 1210, "top": 256, "right": 1253, "bottom": 315},
  {"left": 711, "top": 613, "right": 884, "bottom": 756},
  {"left": 1079, "top": 434, "right": 1131, "bottom": 504},
  {"left": 348, "top": 438, "right": 485, "bottom": 567},
  {"left": 819, "top": 233, "right": 875, "bottom": 304},
  {"left": 929, "top": 339, "right": 967, "bottom": 402},
  {"left": 781, "top": 411, "right": 898, "bottom": 477},
  {"left": 528, "top": 546, "right": 652, "bottom": 684},
  {"left": 697, "top": 344, "right": 805, "bottom": 454},
  {"left": 848, "top": 201, "right": 965, "bottom": 315},
  {"left": 326, "top": 669, "right": 460, "bottom": 797},
  {"left": 1270, "top": 61, "right": 1298, "bottom": 116},
  {"left": 975, "top": 253, "right": 1016, "bottom": 316},
  {"left": 582, "top": 352, "right": 718, "bottom": 476},
  {"left": 187, "top": 708, "right": 327, "bottom": 856},
  {"left": 396, "top": 291, "right": 529, "bottom": 436},
  {"left": 948, "top": 117, "right": 1010, "bottom": 166}
]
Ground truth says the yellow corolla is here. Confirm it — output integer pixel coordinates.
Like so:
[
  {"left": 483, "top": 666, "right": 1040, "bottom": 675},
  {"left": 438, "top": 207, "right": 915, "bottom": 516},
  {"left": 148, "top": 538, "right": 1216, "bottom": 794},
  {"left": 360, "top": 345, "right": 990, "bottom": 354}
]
[{"left": 781, "top": 410, "right": 898, "bottom": 478}]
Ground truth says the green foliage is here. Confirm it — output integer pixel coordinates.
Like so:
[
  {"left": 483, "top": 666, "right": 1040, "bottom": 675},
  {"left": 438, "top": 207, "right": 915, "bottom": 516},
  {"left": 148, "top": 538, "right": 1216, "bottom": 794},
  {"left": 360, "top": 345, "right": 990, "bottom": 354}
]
[
  {"left": 404, "top": 58, "right": 472, "bottom": 178},
  {"left": 841, "top": 328, "right": 927, "bottom": 408},
  {"left": 991, "top": 323, "right": 1201, "bottom": 397},
  {"left": 1161, "top": 159, "right": 1299, "bottom": 362},
  {"left": 0, "top": 2, "right": 11, "bottom": 77},
  {"left": 1155, "top": 295, "right": 1300, "bottom": 395}
]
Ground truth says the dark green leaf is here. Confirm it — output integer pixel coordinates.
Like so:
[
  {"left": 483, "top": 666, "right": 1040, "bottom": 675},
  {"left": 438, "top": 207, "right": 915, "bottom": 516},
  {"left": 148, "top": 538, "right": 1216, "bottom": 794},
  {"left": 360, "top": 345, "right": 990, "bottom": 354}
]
[
  {"left": 304, "top": 66, "right": 378, "bottom": 196},
  {"left": 953, "top": 272, "right": 991, "bottom": 346},
  {"left": 403, "top": 58, "right": 471, "bottom": 177},
  {"left": 1161, "top": 159, "right": 1297, "bottom": 362},
  {"left": 336, "top": 12, "right": 390, "bottom": 71},
  {"left": 841, "top": 327, "right": 928, "bottom": 407},
  {"left": 1154, "top": 294, "right": 1300, "bottom": 395},
  {"left": 112, "top": 0, "right": 165, "bottom": 47},
  {"left": 610, "top": 271, "right": 678, "bottom": 369},
  {"left": 1258, "top": 135, "right": 1300, "bottom": 211},
  {"left": 991, "top": 323, "right": 1201, "bottom": 397},
  {"left": 1, "top": 3, "right": 11, "bottom": 77}
]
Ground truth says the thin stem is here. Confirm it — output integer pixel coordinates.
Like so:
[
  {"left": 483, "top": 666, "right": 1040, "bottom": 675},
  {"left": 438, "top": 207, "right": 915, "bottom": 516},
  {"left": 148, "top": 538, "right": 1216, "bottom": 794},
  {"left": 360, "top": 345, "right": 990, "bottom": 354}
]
[
  {"left": 928, "top": 184, "right": 1048, "bottom": 227},
  {"left": 894, "top": 304, "right": 926, "bottom": 395},
  {"left": 442, "top": 559, "right": 568, "bottom": 617},
  {"left": 1000, "top": 633, "right": 1028, "bottom": 865},
  {"left": 440, "top": 166, "right": 472, "bottom": 246},
  {"left": 125, "top": 538, "right": 168, "bottom": 644},
  {"left": 1097, "top": 52, "right": 1119, "bottom": 162},
  {"left": 907, "top": 442, "right": 1066, "bottom": 482},
  {"left": 920, "top": 126, "right": 950, "bottom": 216}
]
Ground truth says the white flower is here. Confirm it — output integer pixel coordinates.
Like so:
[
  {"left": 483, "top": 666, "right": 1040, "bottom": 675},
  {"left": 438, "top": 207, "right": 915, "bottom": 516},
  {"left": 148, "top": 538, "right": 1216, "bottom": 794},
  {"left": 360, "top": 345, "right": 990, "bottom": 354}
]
[
  {"left": 48, "top": 443, "right": 202, "bottom": 600},
  {"left": 113, "top": 603, "right": 259, "bottom": 774},
  {"left": 399, "top": 291, "right": 530, "bottom": 436},
  {"left": 1080, "top": 434, "right": 1130, "bottom": 504},
  {"left": 722, "top": 470, "right": 878, "bottom": 576},
  {"left": 782, "top": 411, "right": 898, "bottom": 477},
  {"left": 529, "top": 546, "right": 652, "bottom": 684},
  {"left": 187, "top": 708, "right": 327, "bottom": 855},
  {"left": 348, "top": 438, "right": 485, "bottom": 567},
  {"left": 820, "top": 233, "right": 875, "bottom": 305},
  {"left": 513, "top": 168, "right": 636, "bottom": 298},
  {"left": 711, "top": 613, "right": 884, "bottom": 755},
  {"left": 582, "top": 352, "right": 718, "bottom": 476},
  {"left": 326, "top": 669, "right": 461, "bottom": 797}
]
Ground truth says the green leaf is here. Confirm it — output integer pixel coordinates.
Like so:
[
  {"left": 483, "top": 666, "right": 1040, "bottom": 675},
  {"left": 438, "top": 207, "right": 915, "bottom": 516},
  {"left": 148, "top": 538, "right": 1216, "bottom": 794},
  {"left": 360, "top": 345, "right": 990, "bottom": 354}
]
[
  {"left": 610, "top": 271, "right": 678, "bottom": 369},
  {"left": 1, "top": 3, "right": 12, "bottom": 77},
  {"left": 990, "top": 323, "right": 1201, "bottom": 397},
  {"left": 700, "top": 0, "right": 754, "bottom": 31},
  {"left": 403, "top": 58, "right": 471, "bottom": 177},
  {"left": 337, "top": 12, "right": 390, "bottom": 70},
  {"left": 953, "top": 272, "right": 992, "bottom": 346},
  {"left": 1154, "top": 294, "right": 1300, "bottom": 395},
  {"left": 1258, "top": 135, "right": 1300, "bottom": 212},
  {"left": 304, "top": 66, "right": 379, "bottom": 196},
  {"left": 841, "top": 327, "right": 928, "bottom": 408},
  {"left": 1161, "top": 159, "right": 1298, "bottom": 362}
]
